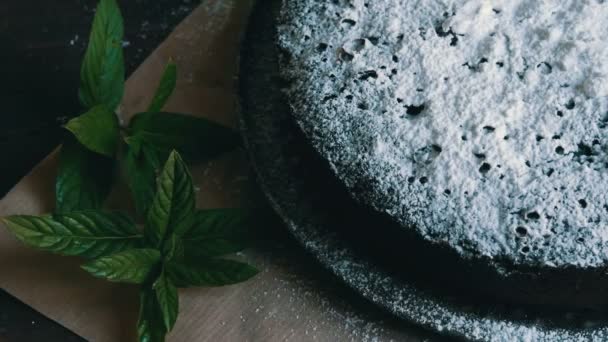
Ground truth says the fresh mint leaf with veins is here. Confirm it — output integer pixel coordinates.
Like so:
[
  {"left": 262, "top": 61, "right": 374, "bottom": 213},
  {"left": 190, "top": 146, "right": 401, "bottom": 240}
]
[
  {"left": 124, "top": 142, "right": 168, "bottom": 216},
  {"left": 138, "top": 288, "right": 167, "bottom": 342},
  {"left": 145, "top": 151, "right": 195, "bottom": 248},
  {"left": 79, "top": 0, "right": 125, "bottom": 110},
  {"left": 167, "top": 259, "right": 259, "bottom": 288},
  {"left": 128, "top": 112, "right": 241, "bottom": 162},
  {"left": 65, "top": 105, "right": 119, "bottom": 157},
  {"left": 153, "top": 270, "right": 179, "bottom": 331},
  {"left": 181, "top": 209, "right": 251, "bottom": 258},
  {"left": 2, "top": 211, "right": 141, "bottom": 259},
  {"left": 148, "top": 62, "right": 177, "bottom": 113},
  {"left": 5, "top": 148, "right": 259, "bottom": 342},
  {"left": 56, "top": 136, "right": 114, "bottom": 213},
  {"left": 82, "top": 248, "right": 161, "bottom": 284}
]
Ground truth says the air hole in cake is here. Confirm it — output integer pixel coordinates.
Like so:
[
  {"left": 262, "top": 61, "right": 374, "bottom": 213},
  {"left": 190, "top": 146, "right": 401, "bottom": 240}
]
[
  {"left": 357, "top": 102, "right": 369, "bottom": 110},
  {"left": 483, "top": 126, "right": 495, "bottom": 133},
  {"left": 413, "top": 145, "right": 441, "bottom": 164},
  {"left": 556, "top": 110, "right": 564, "bottom": 117},
  {"left": 579, "top": 199, "right": 588, "bottom": 208},
  {"left": 391, "top": 68, "right": 398, "bottom": 75},
  {"left": 322, "top": 94, "right": 337, "bottom": 103},
  {"left": 496, "top": 61, "right": 504, "bottom": 67},
  {"left": 358, "top": 70, "right": 378, "bottom": 81},
  {"left": 431, "top": 144, "right": 443, "bottom": 153},
  {"left": 405, "top": 103, "right": 426, "bottom": 116},
  {"left": 392, "top": 55, "right": 399, "bottom": 63},
  {"left": 346, "top": 39, "right": 366, "bottom": 53},
  {"left": 521, "top": 246, "right": 531, "bottom": 254},
  {"left": 537, "top": 62, "right": 553, "bottom": 74},
  {"left": 367, "top": 36, "right": 380, "bottom": 45},
  {"left": 527, "top": 212, "right": 541, "bottom": 220},
  {"left": 515, "top": 226, "right": 528, "bottom": 236},
  {"left": 316, "top": 43, "right": 328, "bottom": 53},
  {"left": 341, "top": 19, "right": 356, "bottom": 28},
  {"left": 546, "top": 168, "right": 555, "bottom": 177},
  {"left": 444, "top": 189, "right": 451, "bottom": 195},
  {"left": 555, "top": 146, "right": 565, "bottom": 154},
  {"left": 575, "top": 143, "right": 594, "bottom": 157},
  {"left": 565, "top": 99, "right": 576, "bottom": 110},
  {"left": 338, "top": 49, "right": 354, "bottom": 62},
  {"left": 418, "top": 27, "right": 427, "bottom": 40},
  {"left": 474, "top": 152, "right": 486, "bottom": 159},
  {"left": 479, "top": 163, "right": 492, "bottom": 174},
  {"left": 345, "top": 94, "right": 353, "bottom": 102},
  {"left": 419, "top": 176, "right": 429, "bottom": 184}
]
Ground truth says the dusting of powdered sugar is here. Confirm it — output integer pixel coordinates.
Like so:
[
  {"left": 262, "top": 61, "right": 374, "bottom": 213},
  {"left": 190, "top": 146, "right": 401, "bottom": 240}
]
[
  {"left": 240, "top": 1, "right": 608, "bottom": 338},
  {"left": 277, "top": 0, "right": 608, "bottom": 269}
]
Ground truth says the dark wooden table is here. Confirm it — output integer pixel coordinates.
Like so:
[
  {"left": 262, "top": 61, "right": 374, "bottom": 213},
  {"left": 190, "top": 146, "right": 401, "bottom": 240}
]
[{"left": 0, "top": 1, "right": 197, "bottom": 340}]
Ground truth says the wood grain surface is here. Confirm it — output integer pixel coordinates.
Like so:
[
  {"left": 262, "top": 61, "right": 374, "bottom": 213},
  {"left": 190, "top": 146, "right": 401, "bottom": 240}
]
[{"left": 0, "top": 2, "right": 444, "bottom": 341}]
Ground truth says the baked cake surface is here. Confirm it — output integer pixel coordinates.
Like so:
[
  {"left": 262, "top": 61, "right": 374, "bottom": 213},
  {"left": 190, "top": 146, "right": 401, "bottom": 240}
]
[{"left": 277, "top": 0, "right": 608, "bottom": 270}]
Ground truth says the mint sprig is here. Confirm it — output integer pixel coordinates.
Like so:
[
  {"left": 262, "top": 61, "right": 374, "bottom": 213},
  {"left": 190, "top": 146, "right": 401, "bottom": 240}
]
[
  {"left": 5, "top": 151, "right": 258, "bottom": 341},
  {"left": 2, "top": 210, "right": 141, "bottom": 259},
  {"left": 55, "top": 0, "right": 241, "bottom": 214},
  {"left": 147, "top": 62, "right": 177, "bottom": 113},
  {"left": 78, "top": 0, "right": 125, "bottom": 110},
  {"left": 65, "top": 105, "right": 120, "bottom": 157},
  {"left": 3, "top": 1, "right": 258, "bottom": 341},
  {"left": 55, "top": 136, "right": 115, "bottom": 213}
]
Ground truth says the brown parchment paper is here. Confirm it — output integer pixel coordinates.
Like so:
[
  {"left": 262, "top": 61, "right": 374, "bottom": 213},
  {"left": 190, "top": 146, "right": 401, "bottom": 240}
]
[{"left": 0, "top": 2, "right": 431, "bottom": 341}]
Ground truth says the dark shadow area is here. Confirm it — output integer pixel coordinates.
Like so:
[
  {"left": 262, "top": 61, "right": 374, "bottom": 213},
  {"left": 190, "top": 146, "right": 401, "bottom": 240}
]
[
  {"left": 0, "top": 289, "right": 85, "bottom": 342},
  {"left": 0, "top": 0, "right": 198, "bottom": 196}
]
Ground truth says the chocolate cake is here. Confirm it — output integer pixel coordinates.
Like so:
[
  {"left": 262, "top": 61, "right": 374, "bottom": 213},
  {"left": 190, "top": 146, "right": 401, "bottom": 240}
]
[{"left": 275, "top": 0, "right": 608, "bottom": 309}]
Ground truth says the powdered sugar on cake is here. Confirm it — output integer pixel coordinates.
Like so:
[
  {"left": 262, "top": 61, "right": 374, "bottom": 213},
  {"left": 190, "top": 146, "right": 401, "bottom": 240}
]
[{"left": 278, "top": 0, "right": 608, "bottom": 269}]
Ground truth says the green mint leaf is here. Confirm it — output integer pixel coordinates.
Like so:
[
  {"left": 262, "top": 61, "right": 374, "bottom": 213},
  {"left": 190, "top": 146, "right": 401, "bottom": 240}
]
[
  {"left": 148, "top": 62, "right": 177, "bottom": 113},
  {"left": 79, "top": 0, "right": 125, "bottom": 110},
  {"left": 128, "top": 112, "right": 240, "bottom": 162},
  {"left": 56, "top": 137, "right": 114, "bottom": 213},
  {"left": 146, "top": 151, "right": 195, "bottom": 248},
  {"left": 138, "top": 288, "right": 167, "bottom": 342},
  {"left": 153, "top": 271, "right": 179, "bottom": 331},
  {"left": 181, "top": 209, "right": 250, "bottom": 258},
  {"left": 2, "top": 211, "right": 141, "bottom": 259},
  {"left": 65, "top": 105, "right": 119, "bottom": 157},
  {"left": 167, "top": 259, "right": 258, "bottom": 288},
  {"left": 82, "top": 249, "right": 160, "bottom": 284},
  {"left": 162, "top": 234, "right": 184, "bottom": 262},
  {"left": 123, "top": 143, "right": 163, "bottom": 216}
]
